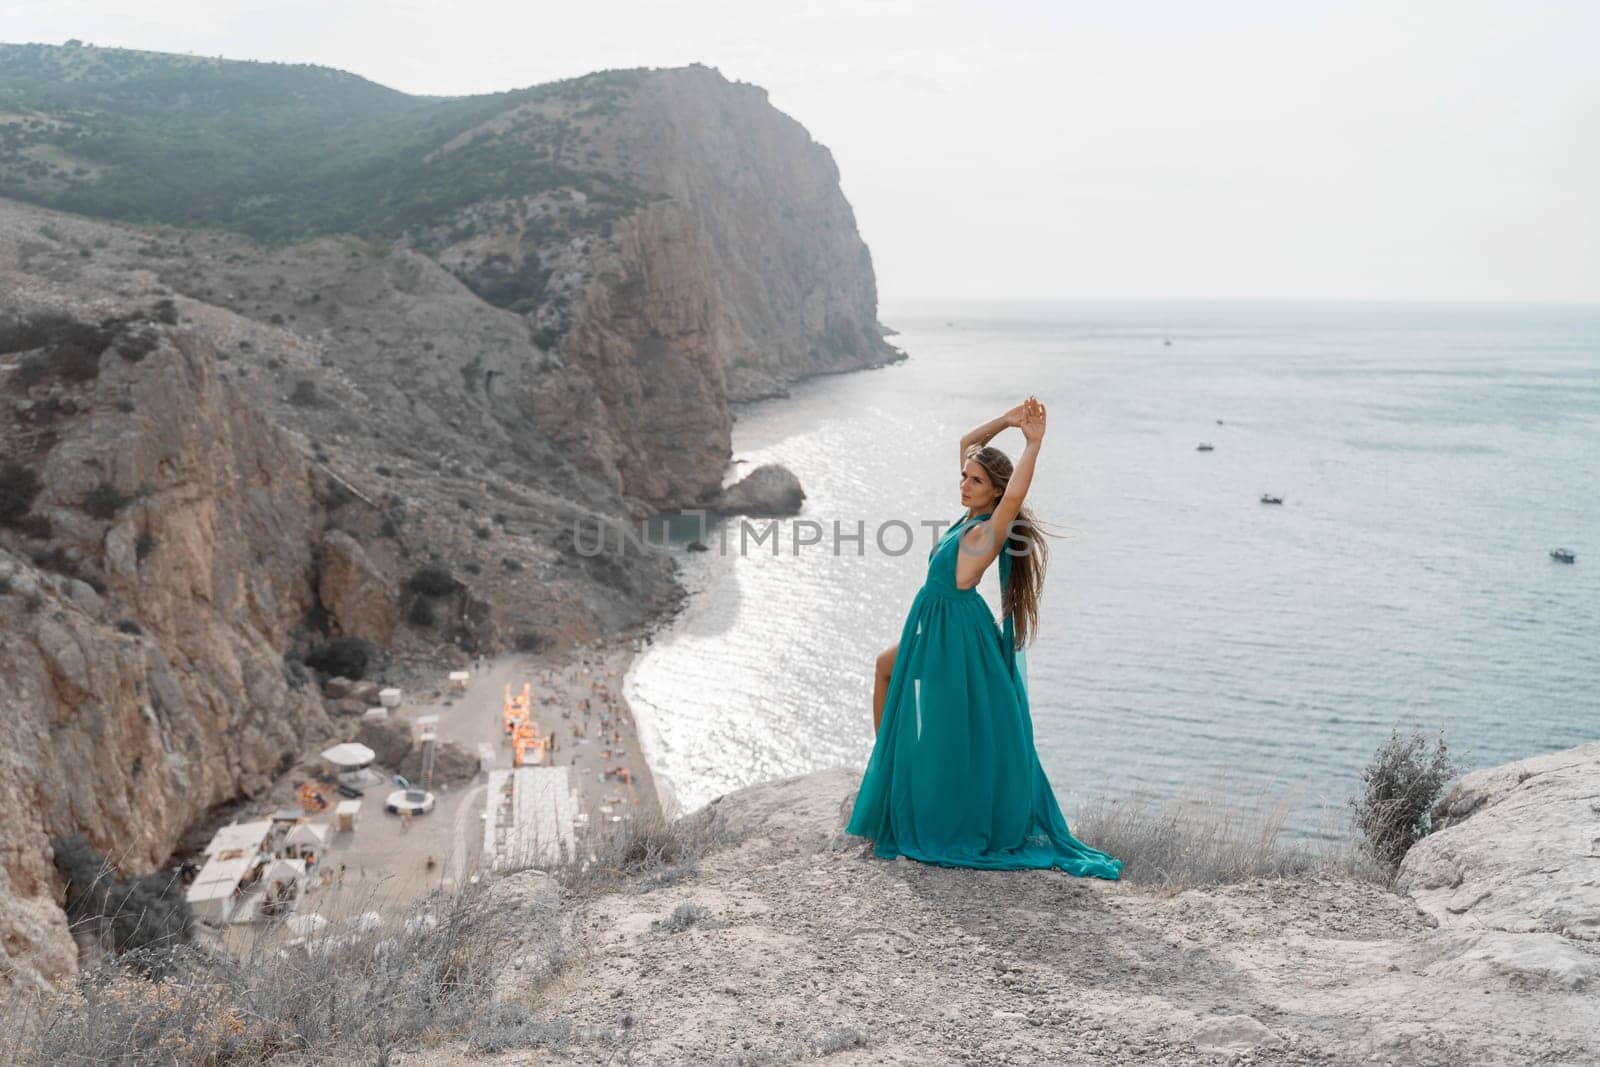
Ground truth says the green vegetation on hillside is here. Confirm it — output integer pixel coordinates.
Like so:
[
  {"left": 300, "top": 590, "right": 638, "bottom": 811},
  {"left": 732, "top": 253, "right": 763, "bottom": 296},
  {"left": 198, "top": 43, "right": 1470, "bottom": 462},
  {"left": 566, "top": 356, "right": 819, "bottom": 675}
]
[{"left": 0, "top": 42, "right": 650, "bottom": 263}]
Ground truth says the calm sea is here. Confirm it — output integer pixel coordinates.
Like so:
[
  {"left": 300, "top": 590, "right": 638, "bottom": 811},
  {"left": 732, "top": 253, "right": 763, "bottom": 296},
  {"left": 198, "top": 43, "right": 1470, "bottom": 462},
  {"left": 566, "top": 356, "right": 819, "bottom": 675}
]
[{"left": 624, "top": 301, "right": 1600, "bottom": 838}]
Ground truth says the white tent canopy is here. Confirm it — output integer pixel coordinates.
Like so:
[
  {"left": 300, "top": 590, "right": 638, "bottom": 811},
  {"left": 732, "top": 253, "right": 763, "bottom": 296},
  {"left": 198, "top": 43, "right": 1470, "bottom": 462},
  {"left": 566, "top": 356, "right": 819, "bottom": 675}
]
[
  {"left": 186, "top": 851, "right": 256, "bottom": 920},
  {"left": 190, "top": 851, "right": 255, "bottom": 890},
  {"left": 202, "top": 819, "right": 272, "bottom": 859},
  {"left": 320, "top": 742, "right": 376, "bottom": 768},
  {"left": 283, "top": 822, "right": 330, "bottom": 850},
  {"left": 262, "top": 857, "right": 307, "bottom": 887},
  {"left": 187, "top": 878, "right": 238, "bottom": 906}
]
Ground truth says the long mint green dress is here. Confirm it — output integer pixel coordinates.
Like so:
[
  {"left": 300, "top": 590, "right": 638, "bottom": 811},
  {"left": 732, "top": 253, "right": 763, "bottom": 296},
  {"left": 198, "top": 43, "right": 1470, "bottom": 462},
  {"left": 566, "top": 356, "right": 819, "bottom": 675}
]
[{"left": 845, "top": 511, "right": 1124, "bottom": 878}]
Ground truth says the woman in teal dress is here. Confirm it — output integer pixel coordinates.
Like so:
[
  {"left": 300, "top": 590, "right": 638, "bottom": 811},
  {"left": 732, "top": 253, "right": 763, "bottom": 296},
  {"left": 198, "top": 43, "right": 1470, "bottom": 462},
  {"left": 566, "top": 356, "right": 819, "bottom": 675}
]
[{"left": 844, "top": 396, "right": 1123, "bottom": 879}]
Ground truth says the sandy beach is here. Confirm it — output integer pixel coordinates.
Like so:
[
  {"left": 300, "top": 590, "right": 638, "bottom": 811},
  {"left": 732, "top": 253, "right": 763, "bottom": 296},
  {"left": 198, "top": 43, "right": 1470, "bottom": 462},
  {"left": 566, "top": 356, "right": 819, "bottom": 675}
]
[
  {"left": 488, "top": 639, "right": 665, "bottom": 830},
  {"left": 205, "top": 636, "right": 664, "bottom": 954}
]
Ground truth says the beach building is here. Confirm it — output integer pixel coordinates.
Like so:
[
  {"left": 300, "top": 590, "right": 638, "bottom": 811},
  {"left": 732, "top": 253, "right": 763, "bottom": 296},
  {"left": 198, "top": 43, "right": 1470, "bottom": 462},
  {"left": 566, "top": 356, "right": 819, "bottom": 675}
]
[
  {"left": 187, "top": 819, "right": 274, "bottom": 922},
  {"left": 261, "top": 856, "right": 308, "bottom": 907},
  {"left": 334, "top": 799, "right": 361, "bottom": 832},
  {"left": 186, "top": 851, "right": 256, "bottom": 923},
  {"left": 282, "top": 821, "right": 329, "bottom": 859},
  {"left": 201, "top": 819, "right": 272, "bottom": 859}
]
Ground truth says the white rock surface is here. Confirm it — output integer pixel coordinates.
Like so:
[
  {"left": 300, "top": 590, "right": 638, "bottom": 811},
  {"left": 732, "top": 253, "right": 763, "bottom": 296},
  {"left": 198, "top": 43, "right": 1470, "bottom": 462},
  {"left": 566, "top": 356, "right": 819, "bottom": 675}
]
[
  {"left": 410, "top": 749, "right": 1600, "bottom": 1066},
  {"left": 1396, "top": 741, "right": 1600, "bottom": 994}
]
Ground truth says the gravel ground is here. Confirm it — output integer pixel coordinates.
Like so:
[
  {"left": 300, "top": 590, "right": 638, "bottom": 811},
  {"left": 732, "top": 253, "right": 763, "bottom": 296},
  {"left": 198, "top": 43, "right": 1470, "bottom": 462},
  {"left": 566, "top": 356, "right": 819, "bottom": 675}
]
[{"left": 405, "top": 767, "right": 1600, "bottom": 1066}]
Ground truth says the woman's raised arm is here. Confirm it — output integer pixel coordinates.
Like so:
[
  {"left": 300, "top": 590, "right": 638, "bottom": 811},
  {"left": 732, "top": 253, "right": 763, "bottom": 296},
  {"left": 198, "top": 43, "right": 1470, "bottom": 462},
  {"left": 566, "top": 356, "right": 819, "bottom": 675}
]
[
  {"left": 991, "top": 397, "right": 1045, "bottom": 532},
  {"left": 955, "top": 398, "right": 1046, "bottom": 589},
  {"left": 959, "top": 401, "right": 1027, "bottom": 470}
]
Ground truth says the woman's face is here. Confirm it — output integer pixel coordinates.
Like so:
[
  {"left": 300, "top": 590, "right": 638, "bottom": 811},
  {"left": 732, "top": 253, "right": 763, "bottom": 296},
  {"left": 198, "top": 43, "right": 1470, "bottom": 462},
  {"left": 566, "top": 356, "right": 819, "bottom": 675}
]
[{"left": 960, "top": 460, "right": 999, "bottom": 510}]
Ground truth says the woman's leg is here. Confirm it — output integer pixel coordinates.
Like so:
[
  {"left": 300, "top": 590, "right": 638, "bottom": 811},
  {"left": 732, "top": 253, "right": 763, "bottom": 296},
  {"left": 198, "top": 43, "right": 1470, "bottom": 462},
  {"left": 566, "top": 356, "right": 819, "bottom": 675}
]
[{"left": 873, "top": 642, "right": 898, "bottom": 733}]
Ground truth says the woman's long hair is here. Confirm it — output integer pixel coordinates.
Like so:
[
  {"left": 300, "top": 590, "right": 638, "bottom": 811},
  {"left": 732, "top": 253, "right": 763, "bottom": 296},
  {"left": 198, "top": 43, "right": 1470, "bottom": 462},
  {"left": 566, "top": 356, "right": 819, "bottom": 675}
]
[{"left": 963, "top": 444, "right": 1062, "bottom": 651}]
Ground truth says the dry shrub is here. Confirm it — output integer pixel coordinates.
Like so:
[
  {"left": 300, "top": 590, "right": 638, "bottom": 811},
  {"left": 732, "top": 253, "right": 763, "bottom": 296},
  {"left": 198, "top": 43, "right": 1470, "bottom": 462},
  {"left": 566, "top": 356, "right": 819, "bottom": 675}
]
[
  {"left": 0, "top": 462, "right": 43, "bottom": 527},
  {"left": 52, "top": 835, "right": 194, "bottom": 973},
  {"left": 533, "top": 801, "right": 735, "bottom": 901},
  {"left": 1071, "top": 769, "right": 1389, "bottom": 892},
  {"left": 1350, "top": 728, "right": 1457, "bottom": 869}
]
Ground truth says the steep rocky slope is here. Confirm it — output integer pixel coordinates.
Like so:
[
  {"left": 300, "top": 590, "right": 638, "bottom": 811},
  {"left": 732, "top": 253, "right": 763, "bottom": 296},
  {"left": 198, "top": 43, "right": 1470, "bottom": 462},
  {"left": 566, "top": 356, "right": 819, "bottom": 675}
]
[
  {"left": 0, "top": 289, "right": 335, "bottom": 987},
  {"left": 0, "top": 46, "right": 905, "bottom": 515},
  {"left": 0, "top": 51, "right": 900, "bottom": 988}
]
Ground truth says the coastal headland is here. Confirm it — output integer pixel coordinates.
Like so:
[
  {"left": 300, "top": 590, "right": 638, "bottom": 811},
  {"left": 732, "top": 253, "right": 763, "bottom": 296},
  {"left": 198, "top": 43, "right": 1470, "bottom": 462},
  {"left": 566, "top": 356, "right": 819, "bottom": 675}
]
[{"left": 0, "top": 44, "right": 900, "bottom": 986}]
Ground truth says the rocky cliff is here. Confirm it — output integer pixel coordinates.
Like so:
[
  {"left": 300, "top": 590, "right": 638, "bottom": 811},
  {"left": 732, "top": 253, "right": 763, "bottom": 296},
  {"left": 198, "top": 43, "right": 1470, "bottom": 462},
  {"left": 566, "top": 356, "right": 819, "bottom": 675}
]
[
  {"left": 0, "top": 51, "right": 900, "bottom": 988},
  {"left": 0, "top": 47, "right": 905, "bottom": 517},
  {"left": 0, "top": 288, "right": 335, "bottom": 988},
  {"left": 389, "top": 63, "right": 902, "bottom": 516}
]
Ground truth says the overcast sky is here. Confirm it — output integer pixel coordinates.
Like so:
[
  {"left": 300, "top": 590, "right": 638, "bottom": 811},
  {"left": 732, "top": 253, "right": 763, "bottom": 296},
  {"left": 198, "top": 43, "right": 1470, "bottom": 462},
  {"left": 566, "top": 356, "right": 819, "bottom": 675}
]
[{"left": 5, "top": 1, "right": 1597, "bottom": 302}]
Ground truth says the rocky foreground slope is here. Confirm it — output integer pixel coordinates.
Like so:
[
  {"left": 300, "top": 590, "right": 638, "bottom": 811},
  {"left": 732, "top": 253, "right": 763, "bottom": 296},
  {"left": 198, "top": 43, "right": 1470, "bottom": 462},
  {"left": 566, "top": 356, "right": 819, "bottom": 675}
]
[{"left": 407, "top": 743, "right": 1600, "bottom": 1066}]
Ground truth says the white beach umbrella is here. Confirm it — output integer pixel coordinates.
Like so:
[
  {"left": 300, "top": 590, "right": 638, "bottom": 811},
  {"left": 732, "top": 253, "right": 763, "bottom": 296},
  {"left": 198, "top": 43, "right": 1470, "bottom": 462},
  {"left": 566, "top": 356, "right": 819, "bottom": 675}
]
[{"left": 320, "top": 742, "right": 376, "bottom": 768}]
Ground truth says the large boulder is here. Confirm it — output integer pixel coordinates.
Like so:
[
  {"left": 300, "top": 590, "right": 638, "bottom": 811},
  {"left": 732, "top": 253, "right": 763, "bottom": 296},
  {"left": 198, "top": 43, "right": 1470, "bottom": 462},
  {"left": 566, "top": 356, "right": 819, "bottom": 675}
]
[
  {"left": 1397, "top": 741, "right": 1600, "bottom": 940},
  {"left": 399, "top": 739, "right": 479, "bottom": 786},
  {"left": 710, "top": 463, "right": 805, "bottom": 518},
  {"left": 356, "top": 715, "right": 414, "bottom": 769},
  {"left": 324, "top": 696, "right": 368, "bottom": 719},
  {"left": 317, "top": 531, "right": 399, "bottom": 645}
]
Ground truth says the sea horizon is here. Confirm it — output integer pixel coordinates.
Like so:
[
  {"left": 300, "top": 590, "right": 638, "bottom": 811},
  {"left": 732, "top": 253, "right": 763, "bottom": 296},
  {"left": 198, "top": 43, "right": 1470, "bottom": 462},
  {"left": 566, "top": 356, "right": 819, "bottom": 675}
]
[{"left": 626, "top": 298, "right": 1600, "bottom": 837}]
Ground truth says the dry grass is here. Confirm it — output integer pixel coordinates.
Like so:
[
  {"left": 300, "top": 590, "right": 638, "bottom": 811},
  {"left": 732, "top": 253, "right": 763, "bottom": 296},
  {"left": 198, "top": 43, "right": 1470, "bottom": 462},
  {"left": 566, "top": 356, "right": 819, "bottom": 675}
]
[
  {"left": 0, "top": 800, "right": 737, "bottom": 1065},
  {"left": 1069, "top": 769, "right": 1391, "bottom": 892},
  {"left": 524, "top": 797, "right": 738, "bottom": 901},
  {"left": 3, "top": 769, "right": 1403, "bottom": 1062},
  {"left": 1, "top": 873, "right": 565, "bottom": 1065}
]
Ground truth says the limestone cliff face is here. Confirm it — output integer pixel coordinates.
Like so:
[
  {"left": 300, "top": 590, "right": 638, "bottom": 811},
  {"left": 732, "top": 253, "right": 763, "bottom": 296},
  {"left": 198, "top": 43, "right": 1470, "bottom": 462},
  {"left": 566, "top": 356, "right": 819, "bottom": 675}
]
[
  {"left": 424, "top": 64, "right": 904, "bottom": 517},
  {"left": 623, "top": 69, "right": 897, "bottom": 402},
  {"left": 554, "top": 67, "right": 901, "bottom": 514},
  {"left": 2, "top": 53, "right": 903, "bottom": 518},
  {"left": 0, "top": 298, "right": 335, "bottom": 987}
]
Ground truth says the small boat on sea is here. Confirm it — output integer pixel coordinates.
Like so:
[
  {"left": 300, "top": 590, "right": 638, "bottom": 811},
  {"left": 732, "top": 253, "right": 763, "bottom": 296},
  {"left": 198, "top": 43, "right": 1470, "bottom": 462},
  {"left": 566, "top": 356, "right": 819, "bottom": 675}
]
[
  {"left": 1260, "top": 493, "right": 1283, "bottom": 505},
  {"left": 1196, "top": 442, "right": 1214, "bottom": 452},
  {"left": 1550, "top": 548, "right": 1576, "bottom": 564}
]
